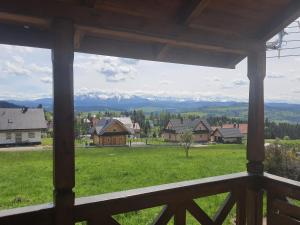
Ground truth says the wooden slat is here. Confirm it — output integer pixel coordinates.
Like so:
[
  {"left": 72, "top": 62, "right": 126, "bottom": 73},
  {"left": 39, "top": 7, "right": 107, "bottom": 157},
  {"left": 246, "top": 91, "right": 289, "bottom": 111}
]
[
  {"left": 151, "top": 205, "right": 173, "bottom": 225},
  {"left": 174, "top": 207, "right": 186, "bottom": 225},
  {"left": 273, "top": 199, "right": 300, "bottom": 220},
  {"left": 236, "top": 189, "right": 246, "bottom": 225},
  {"left": 52, "top": 18, "right": 75, "bottom": 225},
  {"left": 186, "top": 200, "right": 214, "bottom": 225},
  {"left": 177, "top": 0, "right": 212, "bottom": 25},
  {"left": 88, "top": 216, "right": 121, "bottom": 225},
  {"left": 272, "top": 214, "right": 300, "bottom": 225},
  {"left": 246, "top": 188, "right": 263, "bottom": 225},
  {"left": 213, "top": 193, "right": 236, "bottom": 225}
]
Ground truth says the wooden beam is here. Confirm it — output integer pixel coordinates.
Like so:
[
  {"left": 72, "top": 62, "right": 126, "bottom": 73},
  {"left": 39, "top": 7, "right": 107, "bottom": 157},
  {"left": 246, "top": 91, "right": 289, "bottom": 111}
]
[
  {"left": 52, "top": 18, "right": 75, "bottom": 225},
  {"left": 158, "top": 0, "right": 212, "bottom": 60},
  {"left": 247, "top": 50, "right": 266, "bottom": 174},
  {"left": 177, "top": 0, "right": 212, "bottom": 25},
  {"left": 258, "top": 0, "right": 300, "bottom": 41}
]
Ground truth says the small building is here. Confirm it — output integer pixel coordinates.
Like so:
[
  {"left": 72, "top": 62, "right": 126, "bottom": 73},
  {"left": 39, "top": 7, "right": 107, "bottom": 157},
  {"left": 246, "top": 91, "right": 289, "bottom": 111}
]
[
  {"left": 114, "top": 117, "right": 141, "bottom": 138},
  {"left": 0, "top": 108, "right": 47, "bottom": 146},
  {"left": 90, "top": 118, "right": 130, "bottom": 146},
  {"left": 162, "top": 119, "right": 212, "bottom": 143},
  {"left": 222, "top": 123, "right": 248, "bottom": 137},
  {"left": 211, "top": 128, "right": 243, "bottom": 144}
]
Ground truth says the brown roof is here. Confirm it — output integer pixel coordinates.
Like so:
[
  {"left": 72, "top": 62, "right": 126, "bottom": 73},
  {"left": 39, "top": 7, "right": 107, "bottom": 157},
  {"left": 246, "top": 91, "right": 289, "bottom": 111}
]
[
  {"left": 0, "top": 0, "right": 299, "bottom": 68},
  {"left": 214, "top": 123, "right": 248, "bottom": 135}
]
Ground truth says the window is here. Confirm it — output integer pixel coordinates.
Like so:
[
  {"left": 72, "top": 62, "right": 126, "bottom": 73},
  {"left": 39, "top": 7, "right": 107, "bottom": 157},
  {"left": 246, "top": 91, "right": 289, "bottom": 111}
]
[
  {"left": 6, "top": 133, "right": 11, "bottom": 140},
  {"left": 28, "top": 132, "right": 35, "bottom": 138}
]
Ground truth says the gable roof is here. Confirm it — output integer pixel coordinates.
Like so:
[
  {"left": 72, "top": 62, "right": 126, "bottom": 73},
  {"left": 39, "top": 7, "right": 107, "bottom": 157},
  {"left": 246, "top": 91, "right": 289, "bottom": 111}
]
[
  {"left": 0, "top": 108, "right": 47, "bottom": 131},
  {"left": 167, "top": 119, "right": 212, "bottom": 133},
  {"left": 113, "top": 117, "right": 135, "bottom": 134},
  {"left": 216, "top": 128, "right": 244, "bottom": 138},
  {"left": 219, "top": 123, "right": 248, "bottom": 135},
  {"left": 92, "top": 118, "right": 130, "bottom": 136}
]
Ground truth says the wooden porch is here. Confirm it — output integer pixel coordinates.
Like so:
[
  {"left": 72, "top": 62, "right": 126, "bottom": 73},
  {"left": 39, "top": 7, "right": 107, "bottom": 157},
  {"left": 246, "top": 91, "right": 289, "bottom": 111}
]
[{"left": 0, "top": 0, "right": 300, "bottom": 225}]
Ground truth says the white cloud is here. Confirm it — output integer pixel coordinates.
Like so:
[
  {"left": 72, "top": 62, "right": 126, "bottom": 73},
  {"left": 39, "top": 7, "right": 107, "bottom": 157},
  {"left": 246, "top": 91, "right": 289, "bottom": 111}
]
[
  {"left": 0, "top": 56, "right": 51, "bottom": 77},
  {"left": 267, "top": 74, "right": 285, "bottom": 79},
  {"left": 233, "top": 79, "right": 248, "bottom": 86},
  {"left": 159, "top": 80, "right": 172, "bottom": 85},
  {"left": 40, "top": 77, "right": 52, "bottom": 84}
]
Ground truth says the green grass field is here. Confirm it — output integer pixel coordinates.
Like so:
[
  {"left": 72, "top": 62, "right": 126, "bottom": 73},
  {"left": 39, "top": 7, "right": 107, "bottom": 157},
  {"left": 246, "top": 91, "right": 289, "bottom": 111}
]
[{"left": 0, "top": 144, "right": 246, "bottom": 224}]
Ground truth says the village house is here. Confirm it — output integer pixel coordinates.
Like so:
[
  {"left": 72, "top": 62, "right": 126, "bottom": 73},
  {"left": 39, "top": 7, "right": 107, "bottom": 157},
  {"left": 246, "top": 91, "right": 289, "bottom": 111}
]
[
  {"left": 0, "top": 108, "right": 47, "bottom": 146},
  {"left": 211, "top": 128, "right": 244, "bottom": 144},
  {"left": 90, "top": 118, "right": 130, "bottom": 146},
  {"left": 162, "top": 119, "right": 212, "bottom": 143},
  {"left": 222, "top": 123, "right": 248, "bottom": 137}
]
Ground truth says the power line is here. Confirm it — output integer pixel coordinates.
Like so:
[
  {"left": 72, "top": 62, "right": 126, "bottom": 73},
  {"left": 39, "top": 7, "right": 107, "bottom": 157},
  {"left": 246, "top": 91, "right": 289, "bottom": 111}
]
[{"left": 267, "top": 54, "right": 300, "bottom": 59}]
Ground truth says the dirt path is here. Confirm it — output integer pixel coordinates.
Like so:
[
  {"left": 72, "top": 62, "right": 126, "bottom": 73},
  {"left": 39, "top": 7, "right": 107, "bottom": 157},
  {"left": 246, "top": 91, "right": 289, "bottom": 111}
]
[{"left": 0, "top": 145, "right": 50, "bottom": 152}]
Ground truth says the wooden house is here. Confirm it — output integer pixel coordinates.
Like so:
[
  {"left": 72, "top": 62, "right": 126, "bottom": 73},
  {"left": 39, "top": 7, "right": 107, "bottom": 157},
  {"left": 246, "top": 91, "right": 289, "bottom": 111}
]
[
  {"left": 162, "top": 119, "right": 212, "bottom": 143},
  {"left": 1, "top": 1, "right": 300, "bottom": 225},
  {"left": 0, "top": 108, "right": 47, "bottom": 146},
  {"left": 211, "top": 128, "right": 244, "bottom": 144},
  {"left": 90, "top": 118, "right": 130, "bottom": 146},
  {"left": 222, "top": 123, "right": 248, "bottom": 137}
]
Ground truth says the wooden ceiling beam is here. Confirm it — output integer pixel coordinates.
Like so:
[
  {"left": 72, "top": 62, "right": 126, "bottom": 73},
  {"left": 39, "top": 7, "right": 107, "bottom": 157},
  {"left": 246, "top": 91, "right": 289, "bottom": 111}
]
[
  {"left": 158, "top": 0, "right": 212, "bottom": 60},
  {"left": 177, "top": 0, "right": 212, "bottom": 25},
  {"left": 0, "top": 0, "right": 260, "bottom": 56},
  {"left": 258, "top": 0, "right": 300, "bottom": 41}
]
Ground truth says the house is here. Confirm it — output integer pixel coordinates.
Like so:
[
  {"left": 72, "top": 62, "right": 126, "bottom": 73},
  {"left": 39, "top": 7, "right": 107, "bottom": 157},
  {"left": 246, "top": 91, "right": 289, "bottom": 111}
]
[
  {"left": 90, "top": 118, "right": 130, "bottom": 146},
  {"left": 211, "top": 128, "right": 243, "bottom": 144},
  {"left": 0, "top": 108, "right": 47, "bottom": 146},
  {"left": 222, "top": 123, "right": 248, "bottom": 137},
  {"left": 114, "top": 117, "right": 141, "bottom": 138},
  {"left": 162, "top": 119, "right": 212, "bottom": 143}
]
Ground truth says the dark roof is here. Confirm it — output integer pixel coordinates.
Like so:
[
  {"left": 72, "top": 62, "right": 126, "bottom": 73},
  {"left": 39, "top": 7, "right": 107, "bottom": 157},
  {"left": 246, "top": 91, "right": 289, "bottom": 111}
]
[
  {"left": 0, "top": 1, "right": 298, "bottom": 68},
  {"left": 0, "top": 108, "right": 47, "bottom": 131},
  {"left": 217, "top": 128, "right": 244, "bottom": 138},
  {"left": 91, "top": 118, "right": 130, "bottom": 136},
  {"left": 167, "top": 119, "right": 211, "bottom": 133}
]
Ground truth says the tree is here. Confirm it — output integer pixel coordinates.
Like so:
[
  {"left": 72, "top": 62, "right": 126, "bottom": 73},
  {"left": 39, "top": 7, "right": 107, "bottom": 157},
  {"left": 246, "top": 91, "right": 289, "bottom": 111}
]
[{"left": 181, "top": 130, "right": 193, "bottom": 158}]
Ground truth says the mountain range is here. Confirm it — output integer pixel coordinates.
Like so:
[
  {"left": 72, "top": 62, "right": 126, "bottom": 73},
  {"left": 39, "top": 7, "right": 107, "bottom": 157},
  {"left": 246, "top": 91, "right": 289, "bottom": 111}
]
[{"left": 1, "top": 94, "right": 300, "bottom": 123}]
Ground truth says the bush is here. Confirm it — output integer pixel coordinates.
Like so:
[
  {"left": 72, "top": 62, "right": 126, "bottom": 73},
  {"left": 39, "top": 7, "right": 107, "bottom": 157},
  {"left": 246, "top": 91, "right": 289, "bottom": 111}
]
[{"left": 264, "top": 140, "right": 300, "bottom": 181}]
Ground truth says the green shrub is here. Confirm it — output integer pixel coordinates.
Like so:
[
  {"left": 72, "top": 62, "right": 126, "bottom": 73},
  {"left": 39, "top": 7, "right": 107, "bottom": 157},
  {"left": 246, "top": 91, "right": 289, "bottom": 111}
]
[{"left": 264, "top": 140, "right": 300, "bottom": 181}]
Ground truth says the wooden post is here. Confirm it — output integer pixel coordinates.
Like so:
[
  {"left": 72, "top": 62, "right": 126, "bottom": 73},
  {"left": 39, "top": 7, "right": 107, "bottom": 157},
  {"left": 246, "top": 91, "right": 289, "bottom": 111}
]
[
  {"left": 52, "top": 18, "right": 75, "bottom": 225},
  {"left": 246, "top": 49, "right": 266, "bottom": 225},
  {"left": 247, "top": 49, "right": 266, "bottom": 174}
]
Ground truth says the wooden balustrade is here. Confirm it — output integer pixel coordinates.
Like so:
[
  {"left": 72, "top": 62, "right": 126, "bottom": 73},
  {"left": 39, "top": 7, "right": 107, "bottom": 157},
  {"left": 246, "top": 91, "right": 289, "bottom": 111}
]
[{"left": 1, "top": 172, "right": 299, "bottom": 225}]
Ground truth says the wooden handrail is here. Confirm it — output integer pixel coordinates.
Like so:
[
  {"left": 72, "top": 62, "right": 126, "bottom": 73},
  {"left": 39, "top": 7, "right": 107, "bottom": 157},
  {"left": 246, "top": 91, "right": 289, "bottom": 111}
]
[{"left": 4, "top": 172, "right": 299, "bottom": 225}]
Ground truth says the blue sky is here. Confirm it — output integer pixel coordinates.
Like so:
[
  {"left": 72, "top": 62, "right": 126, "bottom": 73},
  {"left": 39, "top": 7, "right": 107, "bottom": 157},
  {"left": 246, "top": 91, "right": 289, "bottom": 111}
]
[{"left": 0, "top": 23, "right": 300, "bottom": 103}]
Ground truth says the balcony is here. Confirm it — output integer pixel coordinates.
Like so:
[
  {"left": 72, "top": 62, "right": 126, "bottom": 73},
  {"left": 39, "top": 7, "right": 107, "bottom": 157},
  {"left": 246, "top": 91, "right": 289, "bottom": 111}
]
[{"left": 1, "top": 0, "right": 300, "bottom": 225}]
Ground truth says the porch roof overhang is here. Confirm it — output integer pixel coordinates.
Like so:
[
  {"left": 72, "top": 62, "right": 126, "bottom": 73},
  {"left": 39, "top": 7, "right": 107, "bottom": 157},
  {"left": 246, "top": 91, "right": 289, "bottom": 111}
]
[{"left": 0, "top": 0, "right": 300, "bottom": 68}]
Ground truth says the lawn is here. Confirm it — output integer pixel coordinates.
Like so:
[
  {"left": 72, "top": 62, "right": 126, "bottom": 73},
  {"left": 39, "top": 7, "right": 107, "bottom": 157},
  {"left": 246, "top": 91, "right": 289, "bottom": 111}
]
[{"left": 0, "top": 144, "right": 246, "bottom": 224}]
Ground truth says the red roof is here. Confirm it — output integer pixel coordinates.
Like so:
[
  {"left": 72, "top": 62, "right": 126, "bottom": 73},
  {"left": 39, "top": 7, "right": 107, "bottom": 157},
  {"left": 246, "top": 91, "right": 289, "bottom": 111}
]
[{"left": 212, "top": 124, "right": 248, "bottom": 135}]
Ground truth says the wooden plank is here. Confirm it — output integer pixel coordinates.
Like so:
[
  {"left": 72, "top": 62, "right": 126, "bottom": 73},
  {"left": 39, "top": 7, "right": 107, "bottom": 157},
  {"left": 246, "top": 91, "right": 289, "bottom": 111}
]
[
  {"left": 246, "top": 50, "right": 266, "bottom": 174},
  {"left": 246, "top": 188, "right": 263, "bottom": 225},
  {"left": 186, "top": 200, "right": 214, "bottom": 225},
  {"left": 151, "top": 205, "right": 173, "bottom": 225},
  {"left": 177, "top": 0, "right": 212, "bottom": 25},
  {"left": 0, "top": 204, "right": 53, "bottom": 225},
  {"left": 273, "top": 199, "right": 300, "bottom": 220},
  {"left": 52, "top": 18, "right": 75, "bottom": 225},
  {"left": 236, "top": 190, "right": 246, "bottom": 225},
  {"left": 258, "top": 0, "right": 300, "bottom": 41},
  {"left": 88, "top": 216, "right": 121, "bottom": 225},
  {"left": 272, "top": 214, "right": 300, "bottom": 225},
  {"left": 213, "top": 192, "right": 236, "bottom": 224},
  {"left": 174, "top": 207, "right": 186, "bottom": 225}
]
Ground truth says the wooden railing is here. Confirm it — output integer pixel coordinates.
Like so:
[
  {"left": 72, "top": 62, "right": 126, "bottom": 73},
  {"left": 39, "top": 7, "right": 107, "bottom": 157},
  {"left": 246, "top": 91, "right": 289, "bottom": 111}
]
[
  {"left": 1, "top": 172, "right": 299, "bottom": 225},
  {"left": 263, "top": 173, "right": 300, "bottom": 225}
]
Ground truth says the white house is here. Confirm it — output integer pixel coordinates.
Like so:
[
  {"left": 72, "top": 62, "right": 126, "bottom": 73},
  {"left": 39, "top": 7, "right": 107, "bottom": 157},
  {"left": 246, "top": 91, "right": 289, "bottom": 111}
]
[{"left": 0, "top": 108, "right": 47, "bottom": 146}]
